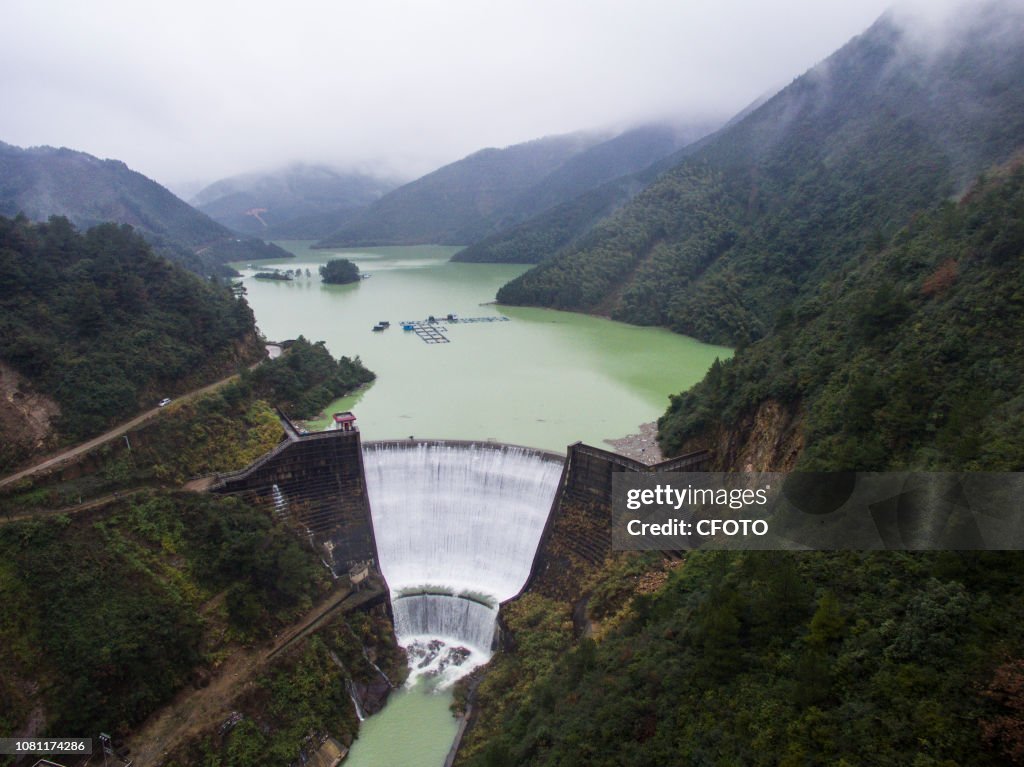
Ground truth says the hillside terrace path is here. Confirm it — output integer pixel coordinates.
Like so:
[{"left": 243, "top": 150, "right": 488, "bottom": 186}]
[
  {"left": 125, "top": 577, "right": 385, "bottom": 766},
  {"left": 0, "top": 488, "right": 148, "bottom": 525},
  {"left": 0, "top": 345, "right": 282, "bottom": 491}
]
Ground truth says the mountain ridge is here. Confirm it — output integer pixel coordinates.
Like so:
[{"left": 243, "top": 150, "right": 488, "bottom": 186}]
[
  {"left": 314, "top": 132, "right": 605, "bottom": 247},
  {"left": 495, "top": 3, "right": 1024, "bottom": 345},
  {"left": 0, "top": 141, "right": 290, "bottom": 274},
  {"left": 450, "top": 121, "right": 716, "bottom": 263},
  {"left": 193, "top": 163, "right": 397, "bottom": 240},
  {"left": 314, "top": 122, "right": 714, "bottom": 250}
]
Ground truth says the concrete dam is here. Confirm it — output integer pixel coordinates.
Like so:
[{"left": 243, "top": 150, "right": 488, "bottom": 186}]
[
  {"left": 364, "top": 441, "right": 565, "bottom": 680},
  {"left": 209, "top": 420, "right": 709, "bottom": 681}
]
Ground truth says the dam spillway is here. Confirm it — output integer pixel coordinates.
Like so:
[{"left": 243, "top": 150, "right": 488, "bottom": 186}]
[
  {"left": 208, "top": 424, "right": 710, "bottom": 682},
  {"left": 363, "top": 441, "right": 564, "bottom": 680}
]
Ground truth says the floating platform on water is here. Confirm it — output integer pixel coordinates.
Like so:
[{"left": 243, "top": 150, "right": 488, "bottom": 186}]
[
  {"left": 396, "top": 315, "right": 510, "bottom": 344},
  {"left": 450, "top": 315, "right": 510, "bottom": 324},
  {"left": 415, "top": 324, "right": 449, "bottom": 343},
  {"left": 397, "top": 322, "right": 449, "bottom": 344}
]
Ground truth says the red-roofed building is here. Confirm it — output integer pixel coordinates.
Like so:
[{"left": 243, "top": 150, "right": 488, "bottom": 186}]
[{"left": 333, "top": 412, "right": 358, "bottom": 432}]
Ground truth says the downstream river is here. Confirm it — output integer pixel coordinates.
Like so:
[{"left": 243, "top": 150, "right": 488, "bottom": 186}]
[{"left": 235, "top": 242, "right": 730, "bottom": 766}]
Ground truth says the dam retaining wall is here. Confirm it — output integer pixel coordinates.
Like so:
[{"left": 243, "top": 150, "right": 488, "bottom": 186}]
[
  {"left": 209, "top": 426, "right": 376, "bottom": 575},
  {"left": 518, "top": 442, "right": 712, "bottom": 601}
]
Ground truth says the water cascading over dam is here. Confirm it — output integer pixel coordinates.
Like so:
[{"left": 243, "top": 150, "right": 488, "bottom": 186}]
[{"left": 363, "top": 442, "right": 564, "bottom": 682}]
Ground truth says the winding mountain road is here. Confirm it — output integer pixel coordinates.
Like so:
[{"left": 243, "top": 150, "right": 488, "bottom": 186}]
[{"left": 0, "top": 345, "right": 282, "bottom": 490}]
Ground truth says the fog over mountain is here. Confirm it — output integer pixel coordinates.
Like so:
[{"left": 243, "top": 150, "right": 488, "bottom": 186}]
[
  {"left": 497, "top": 0, "right": 1024, "bottom": 343},
  {"left": 0, "top": 0, "right": 938, "bottom": 189},
  {"left": 192, "top": 164, "right": 397, "bottom": 240},
  {"left": 0, "top": 141, "right": 290, "bottom": 273}
]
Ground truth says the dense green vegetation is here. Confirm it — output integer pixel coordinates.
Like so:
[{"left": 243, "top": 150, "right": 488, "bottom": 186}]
[
  {"left": 174, "top": 612, "right": 405, "bottom": 767},
  {"left": 117, "top": 390, "right": 283, "bottom": 485},
  {"left": 242, "top": 336, "right": 374, "bottom": 420},
  {"left": 460, "top": 550, "right": 1024, "bottom": 767},
  {"left": 200, "top": 641, "right": 356, "bottom": 767},
  {"left": 0, "top": 394, "right": 282, "bottom": 510},
  {"left": 497, "top": 6, "right": 1024, "bottom": 345},
  {"left": 0, "top": 215, "right": 264, "bottom": 468},
  {"left": 0, "top": 337, "right": 373, "bottom": 513},
  {"left": 455, "top": 593, "right": 573, "bottom": 752},
  {"left": 319, "top": 257, "right": 361, "bottom": 284},
  {"left": 0, "top": 212, "right": 370, "bottom": 474},
  {"left": 660, "top": 162, "right": 1024, "bottom": 470},
  {"left": 0, "top": 141, "right": 290, "bottom": 274},
  {"left": 0, "top": 485, "right": 405, "bottom": 767},
  {"left": 0, "top": 493, "right": 327, "bottom": 738},
  {"left": 254, "top": 271, "right": 292, "bottom": 281},
  {"left": 205, "top": 639, "right": 357, "bottom": 767},
  {"left": 0, "top": 321, "right": 381, "bottom": 761}
]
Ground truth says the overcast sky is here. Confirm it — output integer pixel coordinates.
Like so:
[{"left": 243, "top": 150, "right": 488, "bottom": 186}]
[{"left": 2, "top": 0, "right": 960, "bottom": 193}]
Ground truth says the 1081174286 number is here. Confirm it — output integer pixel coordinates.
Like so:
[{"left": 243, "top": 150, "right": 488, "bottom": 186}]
[{"left": 0, "top": 738, "right": 92, "bottom": 755}]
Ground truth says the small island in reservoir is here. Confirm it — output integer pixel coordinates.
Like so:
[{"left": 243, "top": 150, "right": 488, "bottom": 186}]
[
  {"left": 320, "top": 258, "right": 361, "bottom": 285},
  {"left": 254, "top": 270, "right": 292, "bottom": 281}
]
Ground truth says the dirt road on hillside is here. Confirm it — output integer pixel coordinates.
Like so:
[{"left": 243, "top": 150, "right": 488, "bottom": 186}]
[
  {"left": 126, "top": 580, "right": 362, "bottom": 766},
  {"left": 0, "top": 345, "right": 281, "bottom": 490}
]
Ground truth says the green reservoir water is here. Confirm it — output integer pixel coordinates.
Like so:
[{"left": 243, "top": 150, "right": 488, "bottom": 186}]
[
  {"left": 237, "top": 242, "right": 730, "bottom": 765},
  {"left": 237, "top": 242, "right": 731, "bottom": 453}
]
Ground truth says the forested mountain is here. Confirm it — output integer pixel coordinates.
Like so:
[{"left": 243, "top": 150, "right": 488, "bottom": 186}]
[
  {"left": 450, "top": 178, "right": 647, "bottom": 264},
  {"left": 0, "top": 142, "right": 290, "bottom": 274},
  {"left": 450, "top": 122, "right": 714, "bottom": 264},
  {"left": 457, "top": 163, "right": 1024, "bottom": 767},
  {"left": 661, "top": 158, "right": 1024, "bottom": 471},
  {"left": 314, "top": 123, "right": 709, "bottom": 249},
  {"left": 193, "top": 164, "right": 395, "bottom": 239},
  {"left": 0, "top": 467, "right": 393, "bottom": 761},
  {"left": 497, "top": 2, "right": 1024, "bottom": 345},
  {"left": 461, "top": 546, "right": 1024, "bottom": 767},
  {"left": 456, "top": 7, "right": 1024, "bottom": 765},
  {"left": 490, "top": 123, "right": 713, "bottom": 231},
  {"left": 0, "top": 215, "right": 265, "bottom": 470},
  {"left": 315, "top": 133, "right": 603, "bottom": 247}
]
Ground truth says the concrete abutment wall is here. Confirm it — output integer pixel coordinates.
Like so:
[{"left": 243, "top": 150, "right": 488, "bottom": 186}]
[
  {"left": 516, "top": 441, "right": 711, "bottom": 601},
  {"left": 210, "top": 428, "right": 377, "bottom": 575}
]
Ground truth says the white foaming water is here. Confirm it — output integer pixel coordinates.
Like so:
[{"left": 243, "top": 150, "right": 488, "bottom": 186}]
[
  {"left": 271, "top": 483, "right": 288, "bottom": 519},
  {"left": 347, "top": 679, "right": 366, "bottom": 721},
  {"left": 364, "top": 443, "right": 562, "bottom": 684},
  {"left": 393, "top": 594, "right": 499, "bottom": 652}
]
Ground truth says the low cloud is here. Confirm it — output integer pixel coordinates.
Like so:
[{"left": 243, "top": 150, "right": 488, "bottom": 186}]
[{"left": 2, "top": 0, "right": 927, "bottom": 188}]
